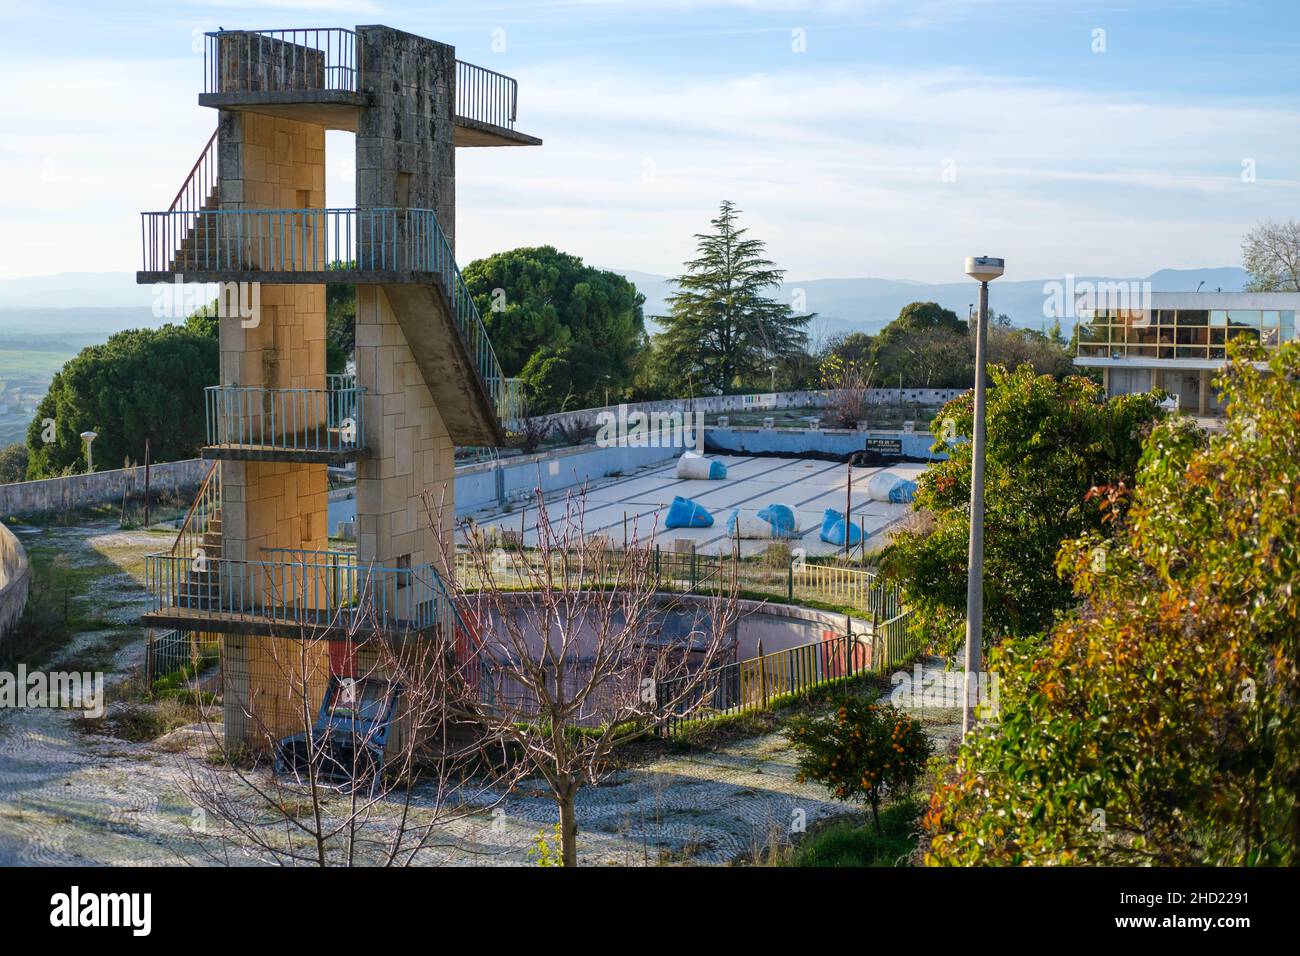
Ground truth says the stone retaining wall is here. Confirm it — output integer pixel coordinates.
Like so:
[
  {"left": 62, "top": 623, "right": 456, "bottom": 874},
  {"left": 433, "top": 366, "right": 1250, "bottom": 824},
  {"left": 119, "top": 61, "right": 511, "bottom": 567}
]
[
  {"left": 0, "top": 520, "right": 30, "bottom": 638},
  {"left": 0, "top": 458, "right": 210, "bottom": 520}
]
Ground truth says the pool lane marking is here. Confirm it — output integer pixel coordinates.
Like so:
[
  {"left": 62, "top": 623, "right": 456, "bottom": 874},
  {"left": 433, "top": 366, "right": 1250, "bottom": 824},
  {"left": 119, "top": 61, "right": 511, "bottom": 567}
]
[
  {"left": 580, "top": 456, "right": 827, "bottom": 538},
  {"left": 694, "top": 463, "right": 891, "bottom": 550},
  {"left": 470, "top": 455, "right": 760, "bottom": 539}
]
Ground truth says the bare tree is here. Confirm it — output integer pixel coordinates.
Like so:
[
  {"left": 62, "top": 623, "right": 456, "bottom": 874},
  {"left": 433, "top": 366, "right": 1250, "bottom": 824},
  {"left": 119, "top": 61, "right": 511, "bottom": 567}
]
[
  {"left": 506, "top": 397, "right": 552, "bottom": 454},
  {"left": 177, "top": 566, "right": 514, "bottom": 866},
  {"left": 820, "top": 351, "right": 876, "bottom": 427},
  {"left": 429, "top": 487, "right": 741, "bottom": 867},
  {"left": 1242, "top": 219, "right": 1300, "bottom": 291}
]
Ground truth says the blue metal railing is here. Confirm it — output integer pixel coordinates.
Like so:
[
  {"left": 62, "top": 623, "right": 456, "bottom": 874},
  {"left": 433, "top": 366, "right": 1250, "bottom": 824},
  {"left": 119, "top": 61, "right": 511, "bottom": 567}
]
[
  {"left": 201, "top": 29, "right": 518, "bottom": 131},
  {"left": 204, "top": 28, "right": 359, "bottom": 95},
  {"left": 141, "top": 206, "right": 514, "bottom": 423},
  {"left": 205, "top": 381, "right": 365, "bottom": 454},
  {"left": 144, "top": 548, "right": 449, "bottom": 633}
]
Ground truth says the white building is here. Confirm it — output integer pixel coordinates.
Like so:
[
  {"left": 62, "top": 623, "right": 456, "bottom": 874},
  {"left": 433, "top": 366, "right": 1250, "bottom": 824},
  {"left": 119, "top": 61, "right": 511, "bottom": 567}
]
[{"left": 1073, "top": 292, "right": 1300, "bottom": 414}]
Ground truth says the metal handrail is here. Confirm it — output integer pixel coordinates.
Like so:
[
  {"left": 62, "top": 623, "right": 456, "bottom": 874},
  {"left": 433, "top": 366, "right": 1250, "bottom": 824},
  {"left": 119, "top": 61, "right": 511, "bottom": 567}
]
[
  {"left": 170, "top": 461, "right": 221, "bottom": 559},
  {"left": 145, "top": 548, "right": 448, "bottom": 632},
  {"left": 455, "top": 60, "right": 517, "bottom": 129},
  {"left": 205, "top": 383, "right": 366, "bottom": 453},
  {"left": 204, "top": 28, "right": 359, "bottom": 94},
  {"left": 141, "top": 206, "right": 513, "bottom": 422},
  {"left": 169, "top": 128, "right": 219, "bottom": 213},
  {"left": 200, "top": 30, "right": 520, "bottom": 132}
]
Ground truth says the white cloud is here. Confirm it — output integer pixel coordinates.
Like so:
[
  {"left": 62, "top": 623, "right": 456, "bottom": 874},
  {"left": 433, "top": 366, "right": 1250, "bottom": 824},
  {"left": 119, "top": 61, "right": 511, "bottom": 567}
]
[
  {"left": 1, "top": 46, "right": 1294, "bottom": 284},
  {"left": 455, "top": 59, "right": 1300, "bottom": 280}
]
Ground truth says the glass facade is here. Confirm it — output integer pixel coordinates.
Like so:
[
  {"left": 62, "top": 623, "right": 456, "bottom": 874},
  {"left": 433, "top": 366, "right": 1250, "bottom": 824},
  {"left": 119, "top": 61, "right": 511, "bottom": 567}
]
[{"left": 1077, "top": 308, "right": 1296, "bottom": 360}]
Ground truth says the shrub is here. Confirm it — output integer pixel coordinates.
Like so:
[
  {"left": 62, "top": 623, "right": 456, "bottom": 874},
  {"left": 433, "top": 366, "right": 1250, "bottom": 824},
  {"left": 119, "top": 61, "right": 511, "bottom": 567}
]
[
  {"left": 785, "top": 799, "right": 923, "bottom": 867},
  {"left": 882, "top": 364, "right": 1164, "bottom": 653},
  {"left": 924, "top": 342, "right": 1300, "bottom": 866},
  {"left": 788, "top": 698, "right": 931, "bottom": 833}
]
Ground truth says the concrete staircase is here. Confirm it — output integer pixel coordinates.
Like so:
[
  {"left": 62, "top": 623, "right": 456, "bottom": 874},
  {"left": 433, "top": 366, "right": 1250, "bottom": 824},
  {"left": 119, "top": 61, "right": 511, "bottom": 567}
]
[
  {"left": 177, "top": 507, "right": 224, "bottom": 609},
  {"left": 170, "top": 185, "right": 223, "bottom": 273}
]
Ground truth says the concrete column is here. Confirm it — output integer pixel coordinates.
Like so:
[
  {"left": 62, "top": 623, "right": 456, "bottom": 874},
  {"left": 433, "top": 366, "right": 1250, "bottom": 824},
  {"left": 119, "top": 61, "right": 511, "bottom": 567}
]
[
  {"left": 1198, "top": 369, "right": 1210, "bottom": 415},
  {"left": 356, "top": 26, "right": 457, "bottom": 248},
  {"left": 354, "top": 285, "right": 456, "bottom": 577}
]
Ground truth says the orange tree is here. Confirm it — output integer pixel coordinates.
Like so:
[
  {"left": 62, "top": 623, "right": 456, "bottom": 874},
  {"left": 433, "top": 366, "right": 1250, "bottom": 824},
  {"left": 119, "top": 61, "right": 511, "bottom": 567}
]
[
  {"left": 882, "top": 364, "right": 1164, "bottom": 654},
  {"left": 924, "top": 342, "right": 1300, "bottom": 865},
  {"left": 788, "top": 698, "right": 931, "bottom": 834}
]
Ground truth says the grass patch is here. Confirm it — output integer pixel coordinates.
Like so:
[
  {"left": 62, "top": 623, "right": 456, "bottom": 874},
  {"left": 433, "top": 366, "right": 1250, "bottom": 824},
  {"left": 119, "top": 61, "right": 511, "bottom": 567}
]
[
  {"left": 76, "top": 698, "right": 202, "bottom": 743},
  {"left": 783, "top": 798, "right": 923, "bottom": 867}
]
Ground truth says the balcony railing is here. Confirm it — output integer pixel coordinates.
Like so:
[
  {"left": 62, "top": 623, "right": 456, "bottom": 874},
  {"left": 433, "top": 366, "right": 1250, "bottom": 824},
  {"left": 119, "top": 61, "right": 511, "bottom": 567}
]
[
  {"left": 204, "top": 28, "right": 359, "bottom": 94},
  {"left": 141, "top": 206, "right": 513, "bottom": 422},
  {"left": 202, "top": 29, "right": 519, "bottom": 130},
  {"left": 144, "top": 548, "right": 451, "bottom": 633},
  {"left": 456, "top": 60, "right": 517, "bottom": 129},
  {"left": 205, "top": 378, "right": 365, "bottom": 455}
]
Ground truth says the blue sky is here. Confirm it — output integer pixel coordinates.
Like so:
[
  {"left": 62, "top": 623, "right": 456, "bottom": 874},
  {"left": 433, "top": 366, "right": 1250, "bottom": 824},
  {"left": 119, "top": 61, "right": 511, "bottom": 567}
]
[{"left": 1, "top": 0, "right": 1298, "bottom": 284}]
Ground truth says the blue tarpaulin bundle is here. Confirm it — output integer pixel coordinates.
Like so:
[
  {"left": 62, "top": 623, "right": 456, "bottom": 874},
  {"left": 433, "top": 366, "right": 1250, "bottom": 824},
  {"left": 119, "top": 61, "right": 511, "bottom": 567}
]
[
  {"left": 818, "top": 508, "right": 863, "bottom": 547},
  {"left": 709, "top": 459, "right": 727, "bottom": 479},
  {"left": 757, "top": 504, "right": 798, "bottom": 537},
  {"left": 665, "top": 495, "right": 713, "bottom": 529},
  {"left": 726, "top": 503, "right": 799, "bottom": 539},
  {"left": 889, "top": 480, "right": 918, "bottom": 504}
]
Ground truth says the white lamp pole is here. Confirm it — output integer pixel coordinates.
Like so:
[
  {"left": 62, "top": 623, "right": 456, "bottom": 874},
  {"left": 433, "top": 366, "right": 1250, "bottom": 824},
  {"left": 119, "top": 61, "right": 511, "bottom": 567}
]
[
  {"left": 80, "top": 430, "right": 98, "bottom": 474},
  {"left": 962, "top": 256, "right": 1004, "bottom": 739}
]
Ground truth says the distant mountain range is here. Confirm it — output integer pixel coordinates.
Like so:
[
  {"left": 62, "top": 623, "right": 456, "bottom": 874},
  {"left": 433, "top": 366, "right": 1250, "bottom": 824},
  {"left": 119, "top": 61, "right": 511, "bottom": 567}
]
[
  {"left": 613, "top": 266, "right": 1251, "bottom": 340},
  {"left": 0, "top": 266, "right": 1252, "bottom": 343}
]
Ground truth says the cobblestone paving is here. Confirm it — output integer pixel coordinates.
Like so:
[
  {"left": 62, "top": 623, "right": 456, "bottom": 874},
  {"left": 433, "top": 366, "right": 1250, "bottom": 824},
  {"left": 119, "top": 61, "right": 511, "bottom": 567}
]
[{"left": 0, "top": 522, "right": 963, "bottom": 867}]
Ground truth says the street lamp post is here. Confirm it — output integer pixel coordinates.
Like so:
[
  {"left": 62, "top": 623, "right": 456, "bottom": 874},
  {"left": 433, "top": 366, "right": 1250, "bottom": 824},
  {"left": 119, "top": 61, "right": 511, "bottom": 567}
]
[
  {"left": 80, "top": 430, "right": 98, "bottom": 474},
  {"left": 769, "top": 364, "right": 777, "bottom": 393},
  {"left": 961, "top": 255, "right": 1004, "bottom": 739}
]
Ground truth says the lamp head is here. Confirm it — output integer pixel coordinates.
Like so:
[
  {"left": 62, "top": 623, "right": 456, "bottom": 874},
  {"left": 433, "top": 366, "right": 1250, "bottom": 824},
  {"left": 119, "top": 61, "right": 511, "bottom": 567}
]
[{"left": 964, "top": 256, "right": 1005, "bottom": 283}]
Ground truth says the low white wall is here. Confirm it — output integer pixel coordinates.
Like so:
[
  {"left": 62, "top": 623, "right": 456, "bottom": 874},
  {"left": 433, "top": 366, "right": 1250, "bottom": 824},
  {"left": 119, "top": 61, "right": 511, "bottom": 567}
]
[
  {"left": 0, "top": 458, "right": 210, "bottom": 520},
  {"left": 509, "top": 388, "right": 966, "bottom": 434}
]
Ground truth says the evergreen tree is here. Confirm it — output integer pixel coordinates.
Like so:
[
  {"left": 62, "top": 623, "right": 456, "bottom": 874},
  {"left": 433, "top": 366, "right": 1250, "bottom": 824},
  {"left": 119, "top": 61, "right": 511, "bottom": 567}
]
[{"left": 656, "top": 201, "right": 812, "bottom": 393}]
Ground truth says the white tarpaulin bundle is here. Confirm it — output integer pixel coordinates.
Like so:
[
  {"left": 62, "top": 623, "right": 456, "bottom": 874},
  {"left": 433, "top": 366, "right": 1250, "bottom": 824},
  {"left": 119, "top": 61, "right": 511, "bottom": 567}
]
[
  {"left": 866, "top": 470, "right": 918, "bottom": 504},
  {"left": 676, "top": 452, "right": 727, "bottom": 480}
]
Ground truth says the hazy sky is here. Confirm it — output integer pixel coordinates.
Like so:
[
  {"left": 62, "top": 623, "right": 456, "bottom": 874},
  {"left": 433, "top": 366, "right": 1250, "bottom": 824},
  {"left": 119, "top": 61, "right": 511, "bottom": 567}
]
[{"left": 1, "top": 0, "right": 1297, "bottom": 284}]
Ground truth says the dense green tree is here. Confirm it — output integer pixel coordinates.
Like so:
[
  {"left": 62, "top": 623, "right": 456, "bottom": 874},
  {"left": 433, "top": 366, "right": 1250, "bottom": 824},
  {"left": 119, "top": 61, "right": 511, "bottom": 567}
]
[
  {"left": 655, "top": 201, "right": 812, "bottom": 394},
  {"left": 892, "top": 301, "right": 966, "bottom": 336},
  {"left": 463, "top": 246, "right": 647, "bottom": 412},
  {"left": 326, "top": 281, "right": 356, "bottom": 359},
  {"left": 988, "top": 324, "right": 1074, "bottom": 379},
  {"left": 870, "top": 302, "right": 970, "bottom": 388},
  {"left": 882, "top": 365, "right": 1164, "bottom": 652},
  {"left": 25, "top": 326, "right": 217, "bottom": 478},
  {"left": 926, "top": 342, "right": 1300, "bottom": 865},
  {"left": 0, "top": 443, "right": 27, "bottom": 484}
]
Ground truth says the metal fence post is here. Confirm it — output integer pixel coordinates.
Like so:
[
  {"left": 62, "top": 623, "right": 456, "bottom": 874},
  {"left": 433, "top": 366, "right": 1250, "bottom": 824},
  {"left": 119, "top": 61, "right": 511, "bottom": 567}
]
[{"left": 145, "top": 630, "right": 155, "bottom": 698}]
